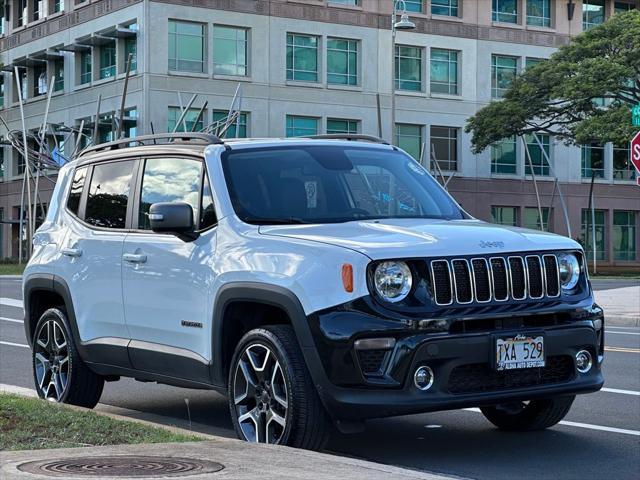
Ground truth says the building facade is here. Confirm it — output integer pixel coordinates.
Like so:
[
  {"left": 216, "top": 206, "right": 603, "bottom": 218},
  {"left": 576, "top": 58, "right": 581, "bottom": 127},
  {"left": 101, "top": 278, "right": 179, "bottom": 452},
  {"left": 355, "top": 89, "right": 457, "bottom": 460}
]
[{"left": 0, "top": 0, "right": 638, "bottom": 270}]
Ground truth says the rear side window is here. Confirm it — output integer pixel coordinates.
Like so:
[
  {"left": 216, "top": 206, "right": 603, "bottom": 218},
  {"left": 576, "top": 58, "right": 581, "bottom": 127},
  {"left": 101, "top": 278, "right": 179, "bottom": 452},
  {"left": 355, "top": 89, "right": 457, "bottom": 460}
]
[
  {"left": 66, "top": 167, "right": 87, "bottom": 216},
  {"left": 85, "top": 161, "right": 136, "bottom": 229},
  {"left": 199, "top": 172, "right": 217, "bottom": 230}
]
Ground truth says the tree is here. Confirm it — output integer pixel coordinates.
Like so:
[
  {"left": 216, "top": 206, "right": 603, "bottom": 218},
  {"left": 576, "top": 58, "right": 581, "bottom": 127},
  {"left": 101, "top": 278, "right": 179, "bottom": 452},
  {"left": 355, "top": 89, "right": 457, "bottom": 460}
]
[{"left": 466, "top": 10, "right": 640, "bottom": 154}]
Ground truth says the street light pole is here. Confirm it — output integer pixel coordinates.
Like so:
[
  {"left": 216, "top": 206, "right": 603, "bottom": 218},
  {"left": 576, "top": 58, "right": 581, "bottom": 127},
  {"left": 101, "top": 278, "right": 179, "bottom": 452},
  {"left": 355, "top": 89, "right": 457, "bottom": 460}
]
[{"left": 390, "top": 0, "right": 416, "bottom": 144}]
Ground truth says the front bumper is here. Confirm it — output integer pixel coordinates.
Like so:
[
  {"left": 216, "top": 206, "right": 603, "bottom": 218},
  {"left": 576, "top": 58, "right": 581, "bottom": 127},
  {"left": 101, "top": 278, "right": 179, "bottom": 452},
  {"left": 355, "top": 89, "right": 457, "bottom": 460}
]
[{"left": 304, "top": 297, "right": 604, "bottom": 421}]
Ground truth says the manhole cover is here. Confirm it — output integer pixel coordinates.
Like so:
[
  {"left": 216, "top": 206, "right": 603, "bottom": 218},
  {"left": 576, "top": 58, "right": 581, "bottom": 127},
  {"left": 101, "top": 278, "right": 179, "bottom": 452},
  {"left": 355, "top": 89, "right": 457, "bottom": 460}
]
[{"left": 18, "top": 456, "right": 224, "bottom": 478}]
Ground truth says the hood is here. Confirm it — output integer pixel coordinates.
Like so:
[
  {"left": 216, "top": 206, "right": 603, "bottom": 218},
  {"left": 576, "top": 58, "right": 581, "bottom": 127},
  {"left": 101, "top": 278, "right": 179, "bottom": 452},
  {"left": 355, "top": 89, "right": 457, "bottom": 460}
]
[{"left": 259, "top": 219, "right": 580, "bottom": 260}]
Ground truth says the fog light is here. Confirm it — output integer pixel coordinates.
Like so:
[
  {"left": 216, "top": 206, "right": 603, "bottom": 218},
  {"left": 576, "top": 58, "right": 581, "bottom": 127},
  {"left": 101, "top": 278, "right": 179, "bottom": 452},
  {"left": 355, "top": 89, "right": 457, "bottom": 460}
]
[
  {"left": 576, "top": 350, "right": 593, "bottom": 374},
  {"left": 414, "top": 366, "right": 434, "bottom": 391}
]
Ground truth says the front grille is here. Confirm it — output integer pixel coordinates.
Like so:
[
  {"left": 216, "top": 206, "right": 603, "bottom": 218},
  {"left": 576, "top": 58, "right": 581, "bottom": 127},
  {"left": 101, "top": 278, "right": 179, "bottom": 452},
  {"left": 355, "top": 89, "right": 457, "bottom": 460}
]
[
  {"left": 429, "top": 253, "right": 561, "bottom": 306},
  {"left": 357, "top": 349, "right": 388, "bottom": 375},
  {"left": 448, "top": 355, "right": 575, "bottom": 394}
]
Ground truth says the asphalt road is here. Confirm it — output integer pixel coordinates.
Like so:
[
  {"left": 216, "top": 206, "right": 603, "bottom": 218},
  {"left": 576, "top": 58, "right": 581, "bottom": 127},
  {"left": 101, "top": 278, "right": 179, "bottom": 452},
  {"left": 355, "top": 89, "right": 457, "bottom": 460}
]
[{"left": 1, "top": 277, "right": 639, "bottom": 480}]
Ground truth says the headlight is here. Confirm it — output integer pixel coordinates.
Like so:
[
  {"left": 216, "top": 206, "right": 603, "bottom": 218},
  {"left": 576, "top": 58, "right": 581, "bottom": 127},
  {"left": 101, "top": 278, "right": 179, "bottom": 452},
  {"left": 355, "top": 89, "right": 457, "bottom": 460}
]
[
  {"left": 558, "top": 253, "right": 580, "bottom": 291},
  {"left": 373, "top": 261, "right": 413, "bottom": 303}
]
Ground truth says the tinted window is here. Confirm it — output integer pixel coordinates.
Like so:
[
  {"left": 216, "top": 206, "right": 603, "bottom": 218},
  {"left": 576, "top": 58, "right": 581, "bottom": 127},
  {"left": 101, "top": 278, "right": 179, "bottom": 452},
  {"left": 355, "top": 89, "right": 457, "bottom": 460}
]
[
  {"left": 222, "top": 146, "right": 463, "bottom": 224},
  {"left": 138, "top": 157, "right": 202, "bottom": 230},
  {"left": 67, "top": 167, "right": 87, "bottom": 216},
  {"left": 85, "top": 161, "right": 135, "bottom": 229},
  {"left": 200, "top": 172, "right": 217, "bottom": 230}
]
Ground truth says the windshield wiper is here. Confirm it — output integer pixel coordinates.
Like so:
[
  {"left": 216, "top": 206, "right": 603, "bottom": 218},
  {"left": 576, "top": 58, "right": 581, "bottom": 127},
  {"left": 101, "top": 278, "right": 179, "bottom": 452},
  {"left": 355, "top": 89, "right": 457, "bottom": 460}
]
[{"left": 243, "top": 216, "right": 310, "bottom": 225}]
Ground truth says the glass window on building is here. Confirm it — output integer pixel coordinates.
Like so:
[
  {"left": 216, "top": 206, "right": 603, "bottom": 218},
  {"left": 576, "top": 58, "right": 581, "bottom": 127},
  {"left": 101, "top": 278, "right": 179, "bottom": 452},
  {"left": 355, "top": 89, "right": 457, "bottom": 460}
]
[
  {"left": 0, "top": 17, "right": 4, "bottom": 36},
  {"left": 53, "top": 58, "right": 64, "bottom": 92},
  {"left": 329, "top": 0, "right": 359, "bottom": 5},
  {"left": 80, "top": 50, "right": 92, "bottom": 84},
  {"left": 491, "top": 136, "right": 517, "bottom": 174},
  {"left": 16, "top": 148, "right": 26, "bottom": 174},
  {"left": 525, "top": 57, "right": 544, "bottom": 69},
  {"left": 432, "top": 0, "right": 459, "bottom": 16},
  {"left": 99, "top": 41, "right": 116, "bottom": 79},
  {"left": 493, "top": 0, "right": 518, "bottom": 23},
  {"left": 125, "top": 37, "right": 137, "bottom": 71},
  {"left": 0, "top": 75, "right": 4, "bottom": 108},
  {"left": 34, "top": 64, "right": 47, "bottom": 97},
  {"left": 491, "top": 206, "right": 518, "bottom": 226},
  {"left": 212, "top": 110, "right": 248, "bottom": 138},
  {"left": 404, "top": 0, "right": 423, "bottom": 13},
  {"left": 583, "top": 0, "right": 606, "bottom": 30},
  {"left": 395, "top": 45, "right": 422, "bottom": 91},
  {"left": 54, "top": 0, "right": 64, "bottom": 13},
  {"left": 396, "top": 123, "right": 422, "bottom": 161},
  {"left": 213, "top": 26, "right": 248, "bottom": 76},
  {"left": 523, "top": 207, "right": 550, "bottom": 231},
  {"left": 286, "top": 115, "right": 319, "bottom": 137},
  {"left": 98, "top": 113, "right": 115, "bottom": 144},
  {"left": 613, "top": 145, "right": 636, "bottom": 180},
  {"left": 168, "top": 20, "right": 205, "bottom": 73},
  {"left": 168, "top": 106, "right": 204, "bottom": 133},
  {"left": 122, "top": 108, "right": 138, "bottom": 139},
  {"left": 0, "top": 148, "right": 4, "bottom": 180},
  {"left": 581, "top": 209, "right": 606, "bottom": 261},
  {"left": 581, "top": 143, "right": 605, "bottom": 178},
  {"left": 615, "top": 2, "right": 636, "bottom": 13},
  {"left": 492, "top": 55, "right": 517, "bottom": 99},
  {"left": 430, "top": 126, "right": 458, "bottom": 171},
  {"left": 524, "top": 134, "right": 550, "bottom": 176},
  {"left": 286, "top": 34, "right": 318, "bottom": 82},
  {"left": 430, "top": 49, "right": 458, "bottom": 95},
  {"left": 327, "top": 38, "right": 358, "bottom": 86},
  {"left": 613, "top": 211, "right": 636, "bottom": 261},
  {"left": 527, "top": 0, "right": 551, "bottom": 27},
  {"left": 327, "top": 118, "right": 359, "bottom": 135}
]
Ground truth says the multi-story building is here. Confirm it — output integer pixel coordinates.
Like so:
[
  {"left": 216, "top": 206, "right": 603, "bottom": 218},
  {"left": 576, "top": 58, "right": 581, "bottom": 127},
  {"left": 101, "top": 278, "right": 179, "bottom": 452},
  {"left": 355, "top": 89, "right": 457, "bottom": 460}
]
[{"left": 0, "top": 0, "right": 638, "bottom": 270}]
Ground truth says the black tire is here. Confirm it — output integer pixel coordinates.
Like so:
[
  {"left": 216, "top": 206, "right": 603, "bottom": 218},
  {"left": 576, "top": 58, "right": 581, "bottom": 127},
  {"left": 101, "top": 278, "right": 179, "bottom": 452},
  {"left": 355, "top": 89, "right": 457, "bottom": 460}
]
[
  {"left": 31, "top": 308, "right": 104, "bottom": 408},
  {"left": 480, "top": 396, "right": 575, "bottom": 431},
  {"left": 228, "top": 325, "right": 331, "bottom": 450}
]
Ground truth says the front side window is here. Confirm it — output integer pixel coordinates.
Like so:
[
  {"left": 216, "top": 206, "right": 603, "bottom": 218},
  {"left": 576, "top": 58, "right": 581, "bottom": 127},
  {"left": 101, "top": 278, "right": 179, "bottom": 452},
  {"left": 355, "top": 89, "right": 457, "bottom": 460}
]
[
  {"left": 67, "top": 167, "right": 87, "bottom": 216},
  {"left": 493, "top": 0, "right": 518, "bottom": 23},
  {"left": 213, "top": 26, "right": 248, "bottom": 76},
  {"left": 527, "top": 0, "right": 551, "bottom": 27},
  {"left": 85, "top": 160, "right": 135, "bottom": 229},
  {"left": 327, "top": 118, "right": 359, "bottom": 135},
  {"left": 491, "top": 206, "right": 518, "bottom": 226},
  {"left": 327, "top": 38, "right": 358, "bottom": 86},
  {"left": 222, "top": 146, "right": 463, "bottom": 224},
  {"left": 168, "top": 20, "right": 205, "bottom": 73},
  {"left": 430, "top": 126, "right": 458, "bottom": 171},
  {"left": 99, "top": 42, "right": 116, "bottom": 79},
  {"left": 430, "top": 49, "right": 458, "bottom": 95},
  {"left": 396, "top": 45, "right": 422, "bottom": 91},
  {"left": 492, "top": 55, "right": 518, "bottom": 98},
  {"left": 168, "top": 107, "right": 204, "bottom": 133},
  {"left": 212, "top": 110, "right": 248, "bottom": 138},
  {"left": 581, "top": 209, "right": 606, "bottom": 261},
  {"left": 613, "top": 211, "right": 636, "bottom": 261},
  {"left": 583, "top": 0, "right": 606, "bottom": 30},
  {"left": 138, "top": 158, "right": 202, "bottom": 230},
  {"left": 524, "top": 133, "right": 550, "bottom": 176},
  {"left": 581, "top": 143, "right": 605, "bottom": 178},
  {"left": 286, "top": 115, "right": 318, "bottom": 137},
  {"left": 286, "top": 34, "right": 318, "bottom": 82},
  {"left": 200, "top": 172, "right": 217, "bottom": 230},
  {"left": 432, "top": 0, "right": 458, "bottom": 16},
  {"left": 491, "top": 136, "right": 517, "bottom": 174},
  {"left": 523, "top": 207, "right": 550, "bottom": 231},
  {"left": 396, "top": 123, "right": 422, "bottom": 161},
  {"left": 80, "top": 50, "right": 92, "bottom": 84}
]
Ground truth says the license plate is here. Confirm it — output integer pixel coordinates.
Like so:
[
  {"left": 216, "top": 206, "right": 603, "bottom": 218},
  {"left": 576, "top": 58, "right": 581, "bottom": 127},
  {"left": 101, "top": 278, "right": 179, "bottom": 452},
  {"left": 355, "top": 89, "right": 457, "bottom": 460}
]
[{"left": 495, "top": 335, "right": 545, "bottom": 371}]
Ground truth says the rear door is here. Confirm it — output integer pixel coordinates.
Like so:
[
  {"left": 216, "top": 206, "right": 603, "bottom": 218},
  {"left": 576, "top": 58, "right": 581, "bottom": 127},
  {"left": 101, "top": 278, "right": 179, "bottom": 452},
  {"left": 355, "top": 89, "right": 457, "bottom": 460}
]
[
  {"left": 57, "top": 159, "right": 138, "bottom": 366},
  {"left": 122, "top": 156, "right": 217, "bottom": 383}
]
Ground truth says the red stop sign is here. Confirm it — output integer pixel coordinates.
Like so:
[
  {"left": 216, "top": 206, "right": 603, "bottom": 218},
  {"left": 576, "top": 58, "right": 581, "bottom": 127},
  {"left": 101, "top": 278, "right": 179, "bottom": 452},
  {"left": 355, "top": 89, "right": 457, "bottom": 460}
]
[{"left": 632, "top": 131, "right": 640, "bottom": 186}]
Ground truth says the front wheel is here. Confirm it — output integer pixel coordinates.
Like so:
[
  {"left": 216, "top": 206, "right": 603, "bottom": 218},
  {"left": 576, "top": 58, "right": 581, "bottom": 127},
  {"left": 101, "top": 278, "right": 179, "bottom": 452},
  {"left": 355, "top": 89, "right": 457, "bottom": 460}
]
[
  {"left": 480, "top": 396, "right": 575, "bottom": 431},
  {"left": 228, "top": 325, "right": 331, "bottom": 450}
]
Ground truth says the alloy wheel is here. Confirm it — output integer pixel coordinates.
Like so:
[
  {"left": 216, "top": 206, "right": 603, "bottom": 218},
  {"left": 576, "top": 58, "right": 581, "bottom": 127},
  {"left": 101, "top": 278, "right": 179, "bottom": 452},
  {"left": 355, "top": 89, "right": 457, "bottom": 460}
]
[
  {"left": 34, "top": 319, "right": 70, "bottom": 401},
  {"left": 233, "top": 343, "right": 288, "bottom": 444}
]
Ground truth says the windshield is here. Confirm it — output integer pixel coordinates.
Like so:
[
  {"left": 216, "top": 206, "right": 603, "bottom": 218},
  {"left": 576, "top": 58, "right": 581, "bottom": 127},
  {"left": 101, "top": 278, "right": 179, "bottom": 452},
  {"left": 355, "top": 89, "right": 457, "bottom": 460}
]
[{"left": 221, "top": 145, "right": 464, "bottom": 224}]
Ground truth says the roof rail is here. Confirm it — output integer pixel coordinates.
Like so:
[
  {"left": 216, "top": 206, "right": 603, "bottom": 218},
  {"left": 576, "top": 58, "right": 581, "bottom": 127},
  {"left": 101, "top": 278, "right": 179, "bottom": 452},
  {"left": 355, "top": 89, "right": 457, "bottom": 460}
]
[
  {"left": 79, "top": 133, "right": 223, "bottom": 156},
  {"left": 303, "top": 134, "right": 390, "bottom": 145}
]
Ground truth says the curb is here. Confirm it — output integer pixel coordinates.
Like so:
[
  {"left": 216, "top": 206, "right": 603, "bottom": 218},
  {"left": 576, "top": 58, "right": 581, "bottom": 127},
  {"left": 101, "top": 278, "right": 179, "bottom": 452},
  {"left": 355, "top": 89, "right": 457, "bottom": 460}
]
[{"left": 606, "top": 315, "right": 640, "bottom": 327}]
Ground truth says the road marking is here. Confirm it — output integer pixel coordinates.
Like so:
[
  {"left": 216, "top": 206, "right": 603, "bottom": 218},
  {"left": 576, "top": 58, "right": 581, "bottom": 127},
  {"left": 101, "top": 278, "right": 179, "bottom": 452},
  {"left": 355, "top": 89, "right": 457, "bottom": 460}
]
[
  {"left": 605, "top": 346, "right": 640, "bottom": 353},
  {"left": 0, "top": 297, "right": 23, "bottom": 309},
  {"left": 606, "top": 331, "right": 640, "bottom": 336},
  {"left": 0, "top": 316, "right": 23, "bottom": 324},
  {"left": 602, "top": 388, "right": 640, "bottom": 396},
  {"left": 0, "top": 340, "right": 29, "bottom": 349},
  {"left": 464, "top": 408, "right": 640, "bottom": 436}
]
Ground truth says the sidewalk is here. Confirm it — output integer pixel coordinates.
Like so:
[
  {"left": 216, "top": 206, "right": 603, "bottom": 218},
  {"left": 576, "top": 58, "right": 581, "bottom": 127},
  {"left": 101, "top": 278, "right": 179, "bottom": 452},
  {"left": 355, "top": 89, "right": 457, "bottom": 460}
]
[{"left": 594, "top": 285, "right": 640, "bottom": 327}]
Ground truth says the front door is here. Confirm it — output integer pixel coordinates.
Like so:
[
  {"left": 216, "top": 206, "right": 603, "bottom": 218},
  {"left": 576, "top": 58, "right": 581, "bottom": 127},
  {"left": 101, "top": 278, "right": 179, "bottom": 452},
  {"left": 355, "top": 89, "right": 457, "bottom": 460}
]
[{"left": 122, "top": 156, "right": 217, "bottom": 383}]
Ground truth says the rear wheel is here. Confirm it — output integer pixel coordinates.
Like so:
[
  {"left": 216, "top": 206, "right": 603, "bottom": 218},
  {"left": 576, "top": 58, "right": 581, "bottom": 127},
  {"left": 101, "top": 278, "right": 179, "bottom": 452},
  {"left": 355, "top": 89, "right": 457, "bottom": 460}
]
[
  {"left": 32, "top": 308, "right": 104, "bottom": 408},
  {"left": 228, "top": 325, "right": 331, "bottom": 450},
  {"left": 480, "top": 396, "right": 575, "bottom": 431}
]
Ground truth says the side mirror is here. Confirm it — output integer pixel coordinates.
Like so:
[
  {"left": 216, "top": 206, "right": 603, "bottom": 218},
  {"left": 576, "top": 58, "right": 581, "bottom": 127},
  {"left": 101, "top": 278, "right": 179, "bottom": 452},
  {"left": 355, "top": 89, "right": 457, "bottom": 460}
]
[{"left": 149, "top": 202, "right": 198, "bottom": 240}]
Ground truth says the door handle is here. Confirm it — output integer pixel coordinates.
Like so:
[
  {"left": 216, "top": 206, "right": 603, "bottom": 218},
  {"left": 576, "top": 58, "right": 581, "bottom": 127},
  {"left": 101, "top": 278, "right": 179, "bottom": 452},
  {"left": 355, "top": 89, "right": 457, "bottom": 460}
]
[
  {"left": 123, "top": 253, "right": 147, "bottom": 264},
  {"left": 61, "top": 247, "right": 82, "bottom": 258}
]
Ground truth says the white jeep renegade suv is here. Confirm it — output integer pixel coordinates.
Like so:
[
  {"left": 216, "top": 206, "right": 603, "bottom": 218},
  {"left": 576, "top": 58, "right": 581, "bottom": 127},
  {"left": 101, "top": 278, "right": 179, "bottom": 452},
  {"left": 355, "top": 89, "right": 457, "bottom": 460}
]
[{"left": 23, "top": 133, "right": 604, "bottom": 450}]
